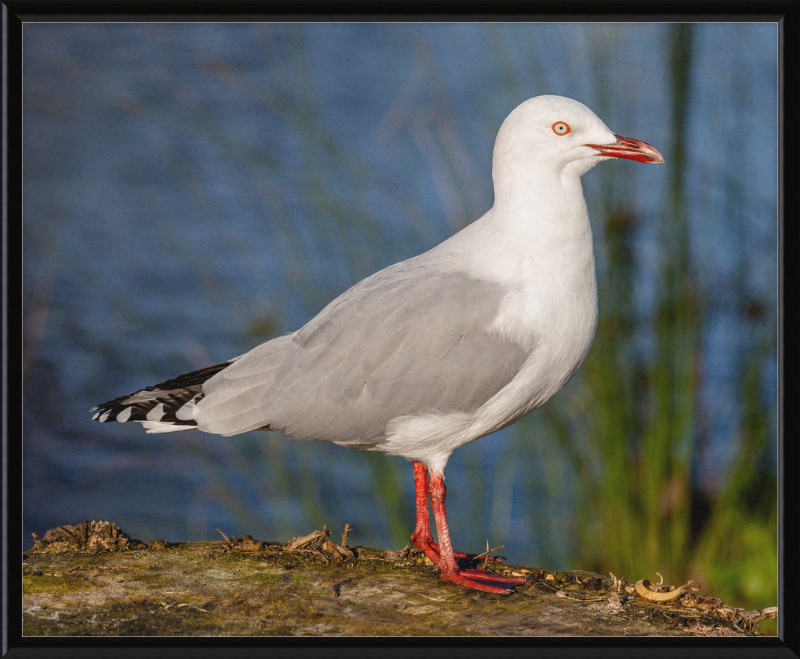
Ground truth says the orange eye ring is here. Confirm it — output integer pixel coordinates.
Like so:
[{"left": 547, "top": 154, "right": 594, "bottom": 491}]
[{"left": 552, "top": 121, "right": 571, "bottom": 136}]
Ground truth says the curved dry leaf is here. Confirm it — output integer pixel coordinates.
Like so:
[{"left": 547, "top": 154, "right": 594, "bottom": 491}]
[{"left": 635, "top": 579, "right": 686, "bottom": 603}]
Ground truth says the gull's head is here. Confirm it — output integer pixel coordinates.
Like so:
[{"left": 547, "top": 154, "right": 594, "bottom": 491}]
[{"left": 493, "top": 95, "right": 664, "bottom": 181}]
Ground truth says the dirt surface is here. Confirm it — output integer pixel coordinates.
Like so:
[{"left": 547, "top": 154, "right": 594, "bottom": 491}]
[{"left": 22, "top": 521, "right": 777, "bottom": 637}]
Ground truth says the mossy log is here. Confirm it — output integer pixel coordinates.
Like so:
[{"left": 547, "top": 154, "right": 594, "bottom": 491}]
[{"left": 22, "top": 520, "right": 776, "bottom": 637}]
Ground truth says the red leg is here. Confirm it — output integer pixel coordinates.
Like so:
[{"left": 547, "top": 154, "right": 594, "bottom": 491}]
[
  {"left": 424, "top": 468, "right": 530, "bottom": 594},
  {"left": 409, "top": 461, "right": 504, "bottom": 565},
  {"left": 409, "top": 461, "right": 441, "bottom": 564}
]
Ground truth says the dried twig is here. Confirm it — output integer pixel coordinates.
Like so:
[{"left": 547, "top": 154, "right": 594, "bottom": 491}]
[
  {"left": 306, "top": 545, "right": 330, "bottom": 564},
  {"left": 473, "top": 543, "right": 506, "bottom": 560},
  {"left": 397, "top": 540, "right": 414, "bottom": 561},
  {"left": 177, "top": 603, "right": 209, "bottom": 613},
  {"left": 341, "top": 523, "right": 351, "bottom": 548},
  {"left": 323, "top": 540, "right": 354, "bottom": 559},
  {"left": 555, "top": 590, "right": 606, "bottom": 602},
  {"left": 316, "top": 524, "right": 329, "bottom": 549},
  {"left": 286, "top": 530, "right": 323, "bottom": 550},
  {"left": 471, "top": 541, "right": 505, "bottom": 569}
]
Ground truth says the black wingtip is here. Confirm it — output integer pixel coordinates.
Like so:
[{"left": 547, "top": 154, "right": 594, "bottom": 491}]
[{"left": 91, "top": 360, "right": 233, "bottom": 426}]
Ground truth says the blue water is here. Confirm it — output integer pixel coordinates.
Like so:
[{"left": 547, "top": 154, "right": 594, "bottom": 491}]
[{"left": 22, "top": 23, "right": 777, "bottom": 567}]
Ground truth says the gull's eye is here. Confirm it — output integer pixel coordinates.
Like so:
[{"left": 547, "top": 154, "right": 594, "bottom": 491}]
[{"left": 552, "top": 121, "right": 571, "bottom": 136}]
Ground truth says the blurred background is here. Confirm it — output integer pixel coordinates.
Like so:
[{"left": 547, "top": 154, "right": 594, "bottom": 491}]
[{"left": 23, "top": 23, "right": 778, "bottom": 630}]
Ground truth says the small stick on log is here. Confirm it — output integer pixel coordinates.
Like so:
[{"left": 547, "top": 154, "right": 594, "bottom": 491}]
[
  {"left": 341, "top": 523, "right": 351, "bottom": 548},
  {"left": 472, "top": 543, "right": 505, "bottom": 560},
  {"left": 323, "top": 540, "right": 353, "bottom": 559},
  {"left": 307, "top": 545, "right": 330, "bottom": 564},
  {"left": 316, "top": 524, "right": 329, "bottom": 548},
  {"left": 471, "top": 542, "right": 505, "bottom": 569},
  {"left": 286, "top": 530, "right": 323, "bottom": 550}
]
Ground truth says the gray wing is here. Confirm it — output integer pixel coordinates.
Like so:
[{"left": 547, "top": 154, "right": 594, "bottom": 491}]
[{"left": 195, "top": 260, "right": 530, "bottom": 442}]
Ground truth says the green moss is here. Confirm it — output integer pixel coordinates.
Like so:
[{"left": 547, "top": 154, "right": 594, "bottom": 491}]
[{"left": 23, "top": 575, "right": 93, "bottom": 595}]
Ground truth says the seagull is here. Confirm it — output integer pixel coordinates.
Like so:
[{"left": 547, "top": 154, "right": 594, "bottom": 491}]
[{"left": 92, "top": 95, "right": 664, "bottom": 594}]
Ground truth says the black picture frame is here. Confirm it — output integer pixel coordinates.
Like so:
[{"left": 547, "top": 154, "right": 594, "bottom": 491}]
[{"left": 3, "top": 2, "right": 797, "bottom": 658}]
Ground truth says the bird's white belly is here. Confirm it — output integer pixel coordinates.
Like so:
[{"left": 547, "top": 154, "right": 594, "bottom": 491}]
[{"left": 376, "top": 260, "right": 598, "bottom": 474}]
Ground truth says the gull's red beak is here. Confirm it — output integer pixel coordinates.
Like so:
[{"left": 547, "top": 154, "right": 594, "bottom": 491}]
[{"left": 585, "top": 135, "right": 665, "bottom": 164}]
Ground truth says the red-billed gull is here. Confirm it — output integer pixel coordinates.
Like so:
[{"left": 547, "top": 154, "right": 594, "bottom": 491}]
[{"left": 93, "top": 95, "right": 664, "bottom": 594}]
